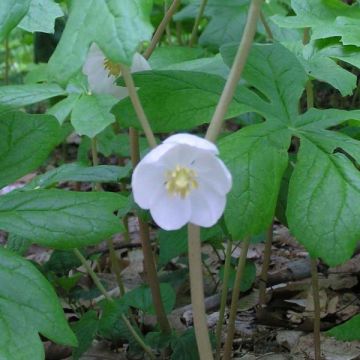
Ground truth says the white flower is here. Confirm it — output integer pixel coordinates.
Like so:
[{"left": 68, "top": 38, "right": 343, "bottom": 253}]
[
  {"left": 82, "top": 43, "right": 150, "bottom": 98},
  {"left": 132, "top": 134, "right": 232, "bottom": 230}
]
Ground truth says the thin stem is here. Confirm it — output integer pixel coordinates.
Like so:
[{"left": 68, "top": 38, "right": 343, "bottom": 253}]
[
  {"left": 260, "top": 11, "right": 273, "bottom": 41},
  {"left": 311, "top": 258, "right": 321, "bottom": 360},
  {"left": 143, "top": 0, "right": 181, "bottom": 59},
  {"left": 106, "top": 239, "right": 125, "bottom": 296},
  {"left": 73, "top": 249, "right": 111, "bottom": 300},
  {"left": 258, "top": 223, "right": 273, "bottom": 306},
  {"left": 129, "top": 126, "right": 171, "bottom": 335},
  {"left": 120, "top": 65, "right": 157, "bottom": 149},
  {"left": 215, "top": 239, "right": 233, "bottom": 360},
  {"left": 304, "top": 28, "right": 321, "bottom": 359},
  {"left": 139, "top": 219, "right": 172, "bottom": 334},
  {"left": 164, "top": 1, "right": 173, "bottom": 45},
  {"left": 205, "top": 0, "right": 263, "bottom": 143},
  {"left": 189, "top": 0, "right": 208, "bottom": 47},
  {"left": 73, "top": 249, "right": 155, "bottom": 359},
  {"left": 4, "top": 37, "right": 9, "bottom": 85},
  {"left": 222, "top": 236, "right": 251, "bottom": 360},
  {"left": 90, "top": 138, "right": 101, "bottom": 191},
  {"left": 187, "top": 223, "right": 214, "bottom": 360},
  {"left": 91, "top": 139, "right": 125, "bottom": 296}
]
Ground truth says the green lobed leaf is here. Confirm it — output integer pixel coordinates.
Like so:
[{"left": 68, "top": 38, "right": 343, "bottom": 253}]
[
  {"left": 174, "top": 0, "right": 249, "bottom": 49},
  {"left": 113, "top": 70, "right": 254, "bottom": 132},
  {"left": 171, "top": 329, "right": 200, "bottom": 360},
  {"left": 72, "top": 310, "right": 99, "bottom": 360},
  {"left": 0, "top": 248, "right": 77, "bottom": 360},
  {"left": 219, "top": 260, "right": 256, "bottom": 292},
  {"left": 71, "top": 93, "right": 118, "bottom": 138},
  {"left": 0, "top": 111, "right": 62, "bottom": 189},
  {"left": 123, "top": 283, "right": 176, "bottom": 315},
  {"left": 24, "top": 163, "right": 131, "bottom": 190},
  {"left": 220, "top": 123, "right": 291, "bottom": 239},
  {"left": 272, "top": 0, "right": 360, "bottom": 46},
  {"left": 0, "top": 83, "right": 66, "bottom": 107},
  {"left": 0, "top": 189, "right": 127, "bottom": 249},
  {"left": 285, "top": 41, "right": 357, "bottom": 96},
  {"left": 18, "top": 0, "right": 63, "bottom": 33},
  {"left": 287, "top": 129, "right": 360, "bottom": 266},
  {"left": 221, "top": 42, "right": 308, "bottom": 125},
  {"left": 47, "top": 93, "right": 80, "bottom": 125},
  {"left": 327, "top": 314, "right": 360, "bottom": 341},
  {"left": 47, "top": 0, "right": 153, "bottom": 85},
  {"left": 0, "top": 0, "right": 31, "bottom": 42}
]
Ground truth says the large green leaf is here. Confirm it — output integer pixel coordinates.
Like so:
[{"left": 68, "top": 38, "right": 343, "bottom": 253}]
[
  {"left": 272, "top": 0, "right": 360, "bottom": 46},
  {"left": 0, "top": 0, "right": 30, "bottom": 41},
  {"left": 287, "top": 129, "right": 360, "bottom": 266},
  {"left": 0, "top": 248, "right": 77, "bottom": 360},
  {"left": 123, "top": 284, "right": 176, "bottom": 315},
  {"left": 0, "top": 84, "right": 66, "bottom": 107},
  {"left": 285, "top": 41, "right": 357, "bottom": 96},
  {"left": 71, "top": 94, "right": 118, "bottom": 138},
  {"left": 171, "top": 329, "right": 200, "bottom": 360},
  {"left": 113, "top": 70, "right": 255, "bottom": 132},
  {"left": 327, "top": 314, "right": 360, "bottom": 341},
  {"left": 0, "top": 190, "right": 127, "bottom": 249},
  {"left": 47, "top": 0, "right": 153, "bottom": 85},
  {"left": 220, "top": 123, "right": 291, "bottom": 239},
  {"left": 0, "top": 111, "right": 62, "bottom": 188},
  {"left": 24, "top": 163, "right": 131, "bottom": 190},
  {"left": 174, "top": 0, "right": 249, "bottom": 49},
  {"left": 18, "top": 0, "right": 63, "bottom": 33},
  {"left": 221, "top": 42, "right": 307, "bottom": 125}
]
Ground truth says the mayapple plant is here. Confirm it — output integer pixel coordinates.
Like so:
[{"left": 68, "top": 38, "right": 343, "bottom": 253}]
[{"left": 1, "top": 0, "right": 360, "bottom": 359}]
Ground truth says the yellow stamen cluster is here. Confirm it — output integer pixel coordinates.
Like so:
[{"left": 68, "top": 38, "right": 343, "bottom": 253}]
[
  {"left": 165, "top": 165, "right": 198, "bottom": 198},
  {"left": 103, "top": 58, "right": 121, "bottom": 77}
]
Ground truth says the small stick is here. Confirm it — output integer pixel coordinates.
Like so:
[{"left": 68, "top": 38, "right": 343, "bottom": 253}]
[
  {"left": 188, "top": 223, "right": 214, "bottom": 360},
  {"left": 143, "top": 0, "right": 181, "bottom": 59},
  {"left": 311, "top": 258, "right": 321, "bottom": 360},
  {"left": 189, "top": 0, "right": 208, "bottom": 47},
  {"left": 222, "top": 236, "right": 251, "bottom": 360}
]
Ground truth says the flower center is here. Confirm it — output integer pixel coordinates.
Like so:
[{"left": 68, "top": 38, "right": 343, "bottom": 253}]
[
  {"left": 165, "top": 165, "right": 198, "bottom": 198},
  {"left": 103, "top": 58, "right": 121, "bottom": 77}
]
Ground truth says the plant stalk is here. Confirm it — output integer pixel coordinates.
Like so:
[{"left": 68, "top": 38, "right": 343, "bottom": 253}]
[
  {"left": 260, "top": 11, "right": 273, "bottom": 41},
  {"left": 90, "top": 138, "right": 126, "bottom": 296},
  {"left": 120, "top": 65, "right": 157, "bottom": 149},
  {"left": 73, "top": 249, "right": 155, "bottom": 359},
  {"left": 188, "top": 223, "right": 214, "bottom": 360},
  {"left": 144, "top": 0, "right": 181, "bottom": 59},
  {"left": 311, "top": 258, "right": 321, "bottom": 360},
  {"left": 205, "top": 0, "right": 263, "bottom": 143},
  {"left": 189, "top": 0, "right": 208, "bottom": 47},
  {"left": 303, "top": 28, "right": 321, "bottom": 359},
  {"left": 215, "top": 239, "right": 233, "bottom": 360},
  {"left": 222, "top": 236, "right": 251, "bottom": 360},
  {"left": 258, "top": 223, "right": 273, "bottom": 306},
  {"left": 129, "top": 125, "right": 171, "bottom": 335}
]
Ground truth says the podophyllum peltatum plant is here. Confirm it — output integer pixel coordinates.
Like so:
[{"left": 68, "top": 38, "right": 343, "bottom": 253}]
[{"left": 2, "top": 0, "right": 360, "bottom": 359}]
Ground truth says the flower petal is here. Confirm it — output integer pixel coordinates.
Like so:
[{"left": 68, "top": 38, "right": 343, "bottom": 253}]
[
  {"left": 150, "top": 195, "right": 191, "bottom": 230},
  {"left": 132, "top": 162, "right": 165, "bottom": 209},
  {"left": 131, "top": 53, "right": 151, "bottom": 73},
  {"left": 164, "top": 134, "right": 218, "bottom": 154},
  {"left": 140, "top": 143, "right": 178, "bottom": 165},
  {"left": 82, "top": 43, "right": 121, "bottom": 97},
  {"left": 189, "top": 182, "right": 226, "bottom": 227},
  {"left": 194, "top": 153, "right": 232, "bottom": 194}
]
